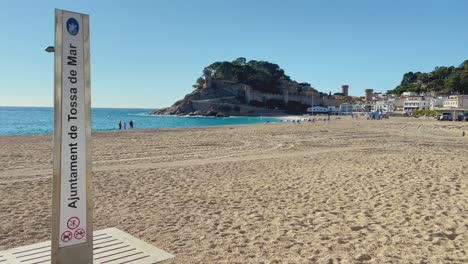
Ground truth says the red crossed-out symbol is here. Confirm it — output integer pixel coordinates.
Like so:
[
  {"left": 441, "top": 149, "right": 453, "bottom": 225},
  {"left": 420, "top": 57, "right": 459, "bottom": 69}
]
[
  {"left": 61, "top": 231, "right": 73, "bottom": 242},
  {"left": 67, "top": 216, "right": 80, "bottom": 230},
  {"left": 74, "top": 228, "right": 85, "bottom": 240}
]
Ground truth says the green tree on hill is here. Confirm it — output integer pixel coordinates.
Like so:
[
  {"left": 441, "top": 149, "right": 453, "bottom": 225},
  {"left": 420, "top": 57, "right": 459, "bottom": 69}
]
[
  {"left": 388, "top": 60, "right": 468, "bottom": 95},
  {"left": 205, "top": 58, "right": 291, "bottom": 93},
  {"left": 193, "top": 77, "right": 205, "bottom": 89}
]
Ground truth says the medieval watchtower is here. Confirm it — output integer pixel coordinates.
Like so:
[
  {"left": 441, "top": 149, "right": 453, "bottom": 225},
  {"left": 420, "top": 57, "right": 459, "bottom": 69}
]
[
  {"left": 365, "top": 89, "right": 374, "bottom": 101},
  {"left": 203, "top": 68, "right": 212, "bottom": 88},
  {"left": 341, "top": 85, "right": 349, "bottom": 96}
]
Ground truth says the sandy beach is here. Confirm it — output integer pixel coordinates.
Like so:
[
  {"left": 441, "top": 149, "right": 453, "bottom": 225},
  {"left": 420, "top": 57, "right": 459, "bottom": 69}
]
[{"left": 0, "top": 117, "right": 466, "bottom": 263}]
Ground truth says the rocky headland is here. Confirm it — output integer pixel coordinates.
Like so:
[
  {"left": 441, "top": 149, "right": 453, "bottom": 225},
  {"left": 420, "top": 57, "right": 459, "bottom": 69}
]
[{"left": 152, "top": 58, "right": 323, "bottom": 117}]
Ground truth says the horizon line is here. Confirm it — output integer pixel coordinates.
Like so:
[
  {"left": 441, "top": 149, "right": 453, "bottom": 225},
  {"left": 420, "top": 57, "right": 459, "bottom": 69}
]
[{"left": 0, "top": 105, "right": 161, "bottom": 109}]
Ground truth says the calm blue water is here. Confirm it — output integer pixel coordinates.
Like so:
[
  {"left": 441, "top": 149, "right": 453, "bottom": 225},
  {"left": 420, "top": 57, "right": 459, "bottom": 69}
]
[{"left": 0, "top": 107, "right": 280, "bottom": 136}]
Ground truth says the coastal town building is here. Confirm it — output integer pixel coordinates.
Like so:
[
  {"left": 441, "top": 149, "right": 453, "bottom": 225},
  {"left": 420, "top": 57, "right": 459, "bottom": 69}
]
[
  {"left": 443, "top": 95, "right": 468, "bottom": 109},
  {"left": 362, "top": 101, "right": 376, "bottom": 112},
  {"left": 372, "top": 100, "right": 394, "bottom": 113},
  {"left": 307, "top": 106, "right": 329, "bottom": 113},
  {"left": 402, "top": 97, "right": 432, "bottom": 112},
  {"left": 392, "top": 98, "right": 405, "bottom": 112},
  {"left": 307, "top": 105, "right": 341, "bottom": 114},
  {"left": 373, "top": 92, "right": 385, "bottom": 100},
  {"left": 327, "top": 106, "right": 339, "bottom": 112},
  {"left": 339, "top": 103, "right": 355, "bottom": 113},
  {"left": 402, "top": 91, "right": 418, "bottom": 97},
  {"left": 430, "top": 97, "right": 445, "bottom": 109}
]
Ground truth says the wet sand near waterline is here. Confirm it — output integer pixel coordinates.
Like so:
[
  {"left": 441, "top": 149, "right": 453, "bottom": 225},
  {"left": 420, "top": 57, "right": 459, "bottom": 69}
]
[{"left": 0, "top": 117, "right": 467, "bottom": 263}]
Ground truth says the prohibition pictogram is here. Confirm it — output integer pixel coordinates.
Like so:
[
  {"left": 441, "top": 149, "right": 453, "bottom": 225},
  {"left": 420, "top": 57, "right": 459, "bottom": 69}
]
[
  {"left": 61, "top": 231, "right": 73, "bottom": 242},
  {"left": 74, "top": 228, "right": 85, "bottom": 240},
  {"left": 67, "top": 216, "right": 80, "bottom": 230}
]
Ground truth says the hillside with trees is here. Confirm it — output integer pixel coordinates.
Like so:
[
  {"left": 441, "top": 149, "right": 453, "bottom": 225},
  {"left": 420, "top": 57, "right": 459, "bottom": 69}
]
[
  {"left": 388, "top": 60, "right": 468, "bottom": 95},
  {"left": 155, "top": 58, "right": 320, "bottom": 116},
  {"left": 195, "top": 58, "right": 292, "bottom": 94}
]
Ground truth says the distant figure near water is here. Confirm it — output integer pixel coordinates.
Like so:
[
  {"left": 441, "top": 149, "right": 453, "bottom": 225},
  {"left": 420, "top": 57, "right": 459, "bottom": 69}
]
[
  {"left": 124, "top": 122, "right": 127, "bottom": 129},
  {"left": 118, "top": 121, "right": 122, "bottom": 130},
  {"left": 129, "top": 120, "right": 134, "bottom": 129}
]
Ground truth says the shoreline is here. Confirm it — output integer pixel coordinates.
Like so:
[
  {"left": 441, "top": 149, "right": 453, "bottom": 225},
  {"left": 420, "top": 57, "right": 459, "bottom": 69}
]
[
  {"left": 0, "top": 122, "right": 271, "bottom": 138},
  {"left": 0, "top": 115, "right": 291, "bottom": 137},
  {"left": 1, "top": 115, "right": 467, "bottom": 138}
]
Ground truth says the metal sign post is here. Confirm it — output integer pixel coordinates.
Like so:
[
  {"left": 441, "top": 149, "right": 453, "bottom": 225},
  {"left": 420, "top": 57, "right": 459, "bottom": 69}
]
[{"left": 52, "top": 9, "right": 92, "bottom": 264}]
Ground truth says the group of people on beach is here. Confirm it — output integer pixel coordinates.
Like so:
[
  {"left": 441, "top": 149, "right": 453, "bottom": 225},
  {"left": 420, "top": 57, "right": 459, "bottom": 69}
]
[
  {"left": 284, "top": 118, "right": 316, "bottom": 123},
  {"left": 283, "top": 113, "right": 346, "bottom": 123},
  {"left": 283, "top": 117, "right": 334, "bottom": 123},
  {"left": 366, "top": 113, "right": 389, "bottom": 120},
  {"left": 118, "top": 120, "right": 134, "bottom": 130}
]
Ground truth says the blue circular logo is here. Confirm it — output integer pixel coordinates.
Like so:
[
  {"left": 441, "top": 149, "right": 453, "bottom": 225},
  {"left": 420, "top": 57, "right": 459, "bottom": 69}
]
[{"left": 66, "top": 18, "right": 79, "bottom": 36}]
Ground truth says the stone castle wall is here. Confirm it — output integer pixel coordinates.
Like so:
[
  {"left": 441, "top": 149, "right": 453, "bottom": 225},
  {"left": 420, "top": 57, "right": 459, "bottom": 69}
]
[
  {"left": 191, "top": 100, "right": 285, "bottom": 116},
  {"left": 245, "top": 87, "right": 322, "bottom": 106},
  {"left": 203, "top": 78, "right": 323, "bottom": 107},
  {"left": 199, "top": 79, "right": 247, "bottom": 99}
]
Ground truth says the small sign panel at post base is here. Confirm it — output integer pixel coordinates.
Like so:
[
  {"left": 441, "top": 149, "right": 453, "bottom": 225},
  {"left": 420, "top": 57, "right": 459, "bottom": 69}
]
[{"left": 52, "top": 9, "right": 92, "bottom": 263}]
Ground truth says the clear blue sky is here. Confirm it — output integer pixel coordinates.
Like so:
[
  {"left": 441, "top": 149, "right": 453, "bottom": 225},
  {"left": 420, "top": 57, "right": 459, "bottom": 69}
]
[{"left": 1, "top": 0, "right": 467, "bottom": 108}]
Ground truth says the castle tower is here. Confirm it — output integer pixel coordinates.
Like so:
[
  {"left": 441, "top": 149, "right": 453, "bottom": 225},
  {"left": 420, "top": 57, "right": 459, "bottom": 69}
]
[
  {"left": 244, "top": 85, "right": 252, "bottom": 104},
  {"left": 203, "top": 68, "right": 212, "bottom": 88},
  {"left": 365, "top": 89, "right": 373, "bottom": 101},
  {"left": 341, "top": 85, "right": 349, "bottom": 96},
  {"left": 283, "top": 90, "right": 289, "bottom": 105}
]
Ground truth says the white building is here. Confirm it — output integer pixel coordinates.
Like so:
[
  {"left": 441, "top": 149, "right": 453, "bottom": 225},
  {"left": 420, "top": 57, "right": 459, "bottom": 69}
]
[
  {"left": 403, "top": 97, "right": 432, "bottom": 112},
  {"left": 307, "top": 106, "right": 329, "bottom": 113},
  {"left": 393, "top": 98, "right": 405, "bottom": 112},
  {"left": 430, "top": 97, "right": 445, "bottom": 109},
  {"left": 402, "top": 91, "right": 418, "bottom": 97},
  {"left": 339, "top": 103, "right": 361, "bottom": 113},
  {"left": 327, "top": 106, "right": 338, "bottom": 112},
  {"left": 443, "top": 95, "right": 468, "bottom": 109},
  {"left": 372, "top": 100, "right": 394, "bottom": 113}
]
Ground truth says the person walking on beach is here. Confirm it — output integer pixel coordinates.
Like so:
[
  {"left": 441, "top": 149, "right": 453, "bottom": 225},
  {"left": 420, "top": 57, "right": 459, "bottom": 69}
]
[
  {"left": 129, "top": 120, "right": 134, "bottom": 129},
  {"left": 124, "top": 122, "right": 127, "bottom": 129},
  {"left": 118, "top": 121, "right": 122, "bottom": 130}
]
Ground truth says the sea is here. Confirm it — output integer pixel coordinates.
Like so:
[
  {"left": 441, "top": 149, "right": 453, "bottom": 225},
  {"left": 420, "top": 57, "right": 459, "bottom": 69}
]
[{"left": 0, "top": 107, "right": 281, "bottom": 136}]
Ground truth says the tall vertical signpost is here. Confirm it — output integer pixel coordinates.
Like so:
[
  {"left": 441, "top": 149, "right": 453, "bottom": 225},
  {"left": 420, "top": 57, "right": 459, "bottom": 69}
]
[{"left": 52, "top": 9, "right": 93, "bottom": 264}]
